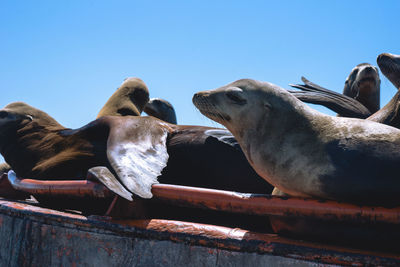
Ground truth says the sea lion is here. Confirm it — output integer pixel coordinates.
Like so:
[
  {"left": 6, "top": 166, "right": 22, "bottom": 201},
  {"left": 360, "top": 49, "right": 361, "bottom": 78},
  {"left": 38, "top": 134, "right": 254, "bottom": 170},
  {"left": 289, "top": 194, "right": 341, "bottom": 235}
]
[
  {"left": 193, "top": 79, "right": 400, "bottom": 205},
  {"left": 377, "top": 53, "right": 400, "bottom": 89},
  {"left": 97, "top": 77, "right": 150, "bottom": 118},
  {"left": 342, "top": 63, "right": 380, "bottom": 113},
  {"left": 0, "top": 101, "right": 272, "bottom": 201},
  {"left": 290, "top": 62, "right": 381, "bottom": 117},
  {"left": 0, "top": 102, "right": 64, "bottom": 176},
  {"left": 367, "top": 53, "right": 400, "bottom": 126},
  {"left": 291, "top": 54, "right": 400, "bottom": 128},
  {"left": 0, "top": 103, "right": 171, "bottom": 200},
  {"left": 144, "top": 98, "right": 177, "bottom": 124}
]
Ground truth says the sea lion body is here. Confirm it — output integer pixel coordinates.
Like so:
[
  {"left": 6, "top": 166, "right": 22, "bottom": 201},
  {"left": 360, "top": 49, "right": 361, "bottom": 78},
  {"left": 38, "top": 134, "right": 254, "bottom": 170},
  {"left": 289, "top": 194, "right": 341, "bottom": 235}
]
[
  {"left": 0, "top": 102, "right": 272, "bottom": 201},
  {"left": 193, "top": 79, "right": 400, "bottom": 205},
  {"left": 160, "top": 126, "right": 272, "bottom": 193}
]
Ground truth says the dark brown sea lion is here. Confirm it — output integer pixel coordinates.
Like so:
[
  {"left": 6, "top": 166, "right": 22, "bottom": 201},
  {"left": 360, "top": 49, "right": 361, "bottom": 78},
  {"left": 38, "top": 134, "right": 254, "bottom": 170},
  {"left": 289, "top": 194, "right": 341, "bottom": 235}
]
[
  {"left": 144, "top": 98, "right": 177, "bottom": 124},
  {"left": 97, "top": 77, "right": 150, "bottom": 118},
  {"left": 193, "top": 79, "right": 400, "bottom": 205},
  {"left": 0, "top": 102, "right": 64, "bottom": 176},
  {"left": 0, "top": 101, "right": 272, "bottom": 201}
]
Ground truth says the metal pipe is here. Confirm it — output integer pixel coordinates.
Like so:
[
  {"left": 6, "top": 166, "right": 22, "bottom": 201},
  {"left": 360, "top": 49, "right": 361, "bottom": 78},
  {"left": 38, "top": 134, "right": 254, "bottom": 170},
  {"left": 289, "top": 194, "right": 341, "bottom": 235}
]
[
  {"left": 7, "top": 170, "right": 113, "bottom": 198},
  {"left": 7, "top": 171, "right": 400, "bottom": 224}
]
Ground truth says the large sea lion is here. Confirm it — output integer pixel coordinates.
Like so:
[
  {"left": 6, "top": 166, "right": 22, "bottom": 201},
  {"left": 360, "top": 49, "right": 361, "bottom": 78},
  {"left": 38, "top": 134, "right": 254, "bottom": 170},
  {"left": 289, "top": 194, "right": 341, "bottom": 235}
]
[
  {"left": 193, "top": 79, "right": 400, "bottom": 205},
  {"left": 0, "top": 101, "right": 272, "bottom": 201},
  {"left": 144, "top": 98, "right": 177, "bottom": 124}
]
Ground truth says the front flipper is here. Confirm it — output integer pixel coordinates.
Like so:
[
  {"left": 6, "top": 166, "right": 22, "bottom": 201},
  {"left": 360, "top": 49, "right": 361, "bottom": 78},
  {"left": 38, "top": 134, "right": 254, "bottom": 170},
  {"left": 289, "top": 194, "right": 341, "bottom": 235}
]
[
  {"left": 106, "top": 117, "right": 170, "bottom": 199},
  {"left": 87, "top": 166, "right": 133, "bottom": 201}
]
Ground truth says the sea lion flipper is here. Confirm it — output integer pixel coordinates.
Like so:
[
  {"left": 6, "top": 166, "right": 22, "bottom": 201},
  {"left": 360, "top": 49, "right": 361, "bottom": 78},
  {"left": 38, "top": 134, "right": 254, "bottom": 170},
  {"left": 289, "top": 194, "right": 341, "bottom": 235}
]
[
  {"left": 107, "top": 118, "right": 169, "bottom": 199},
  {"left": 204, "top": 129, "right": 241, "bottom": 150},
  {"left": 290, "top": 78, "right": 372, "bottom": 118},
  {"left": 87, "top": 166, "right": 133, "bottom": 201}
]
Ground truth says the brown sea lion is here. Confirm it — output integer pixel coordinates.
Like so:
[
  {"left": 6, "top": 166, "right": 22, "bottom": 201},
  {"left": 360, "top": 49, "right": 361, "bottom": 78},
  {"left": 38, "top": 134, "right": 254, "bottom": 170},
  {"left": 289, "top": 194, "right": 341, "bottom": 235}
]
[
  {"left": 193, "top": 79, "right": 400, "bottom": 205},
  {"left": 97, "top": 77, "right": 149, "bottom": 118},
  {"left": 144, "top": 98, "right": 177, "bottom": 124},
  {"left": 0, "top": 101, "right": 272, "bottom": 201},
  {"left": 0, "top": 102, "right": 64, "bottom": 176}
]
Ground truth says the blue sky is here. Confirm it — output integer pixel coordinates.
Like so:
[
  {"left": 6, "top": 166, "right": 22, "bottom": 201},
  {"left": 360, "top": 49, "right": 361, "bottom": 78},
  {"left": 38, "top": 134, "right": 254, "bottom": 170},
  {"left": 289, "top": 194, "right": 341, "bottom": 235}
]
[{"left": 0, "top": 1, "right": 399, "bottom": 163}]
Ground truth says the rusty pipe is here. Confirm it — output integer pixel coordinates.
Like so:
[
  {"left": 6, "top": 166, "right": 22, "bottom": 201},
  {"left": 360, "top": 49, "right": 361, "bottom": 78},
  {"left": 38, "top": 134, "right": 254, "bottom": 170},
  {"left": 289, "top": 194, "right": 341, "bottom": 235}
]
[
  {"left": 7, "top": 170, "right": 113, "bottom": 198},
  {"left": 7, "top": 171, "right": 400, "bottom": 224}
]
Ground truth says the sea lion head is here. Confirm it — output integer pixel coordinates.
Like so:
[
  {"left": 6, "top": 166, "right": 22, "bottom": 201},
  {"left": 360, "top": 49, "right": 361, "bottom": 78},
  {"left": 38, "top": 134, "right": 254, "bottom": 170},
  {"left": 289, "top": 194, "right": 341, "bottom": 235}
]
[
  {"left": 0, "top": 107, "right": 32, "bottom": 138},
  {"left": 193, "top": 79, "right": 307, "bottom": 140},
  {"left": 2, "top": 102, "right": 62, "bottom": 127},
  {"left": 144, "top": 98, "right": 177, "bottom": 124},
  {"left": 97, "top": 77, "right": 150, "bottom": 118},
  {"left": 377, "top": 53, "right": 400, "bottom": 90},
  {"left": 0, "top": 102, "right": 63, "bottom": 138},
  {"left": 0, "top": 101, "right": 64, "bottom": 157},
  {"left": 343, "top": 63, "right": 380, "bottom": 113}
]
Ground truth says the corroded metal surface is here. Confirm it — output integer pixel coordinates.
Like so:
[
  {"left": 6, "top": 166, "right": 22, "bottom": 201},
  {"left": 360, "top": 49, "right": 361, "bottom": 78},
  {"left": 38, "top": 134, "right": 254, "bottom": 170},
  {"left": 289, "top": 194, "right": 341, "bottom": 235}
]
[
  {"left": 8, "top": 174, "right": 400, "bottom": 225},
  {"left": 0, "top": 199, "right": 399, "bottom": 266}
]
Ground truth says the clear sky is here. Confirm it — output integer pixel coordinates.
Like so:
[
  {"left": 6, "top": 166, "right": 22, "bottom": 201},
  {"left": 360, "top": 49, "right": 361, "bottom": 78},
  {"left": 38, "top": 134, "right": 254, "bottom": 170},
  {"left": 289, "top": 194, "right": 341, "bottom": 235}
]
[{"left": 0, "top": 1, "right": 399, "bottom": 162}]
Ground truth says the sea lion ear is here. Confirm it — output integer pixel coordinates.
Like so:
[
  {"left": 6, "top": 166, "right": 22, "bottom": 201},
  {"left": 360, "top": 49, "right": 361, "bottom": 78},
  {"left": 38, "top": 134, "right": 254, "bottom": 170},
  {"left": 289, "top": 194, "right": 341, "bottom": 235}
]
[{"left": 106, "top": 118, "right": 169, "bottom": 199}]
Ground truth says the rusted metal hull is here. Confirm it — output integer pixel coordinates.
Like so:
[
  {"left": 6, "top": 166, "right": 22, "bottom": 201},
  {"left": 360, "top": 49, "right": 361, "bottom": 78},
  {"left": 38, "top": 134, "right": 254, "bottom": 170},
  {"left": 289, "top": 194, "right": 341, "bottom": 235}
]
[{"left": 0, "top": 199, "right": 400, "bottom": 266}]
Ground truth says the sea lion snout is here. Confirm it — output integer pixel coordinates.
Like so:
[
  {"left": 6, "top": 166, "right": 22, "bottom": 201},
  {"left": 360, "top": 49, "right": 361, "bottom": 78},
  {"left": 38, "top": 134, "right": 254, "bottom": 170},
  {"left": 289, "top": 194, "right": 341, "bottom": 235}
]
[
  {"left": 0, "top": 109, "right": 32, "bottom": 125},
  {"left": 193, "top": 90, "right": 232, "bottom": 123}
]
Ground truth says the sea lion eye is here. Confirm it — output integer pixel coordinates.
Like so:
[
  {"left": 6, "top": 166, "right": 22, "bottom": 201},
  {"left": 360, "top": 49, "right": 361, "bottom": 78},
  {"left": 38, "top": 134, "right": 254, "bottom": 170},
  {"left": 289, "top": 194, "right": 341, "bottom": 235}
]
[{"left": 225, "top": 91, "right": 247, "bottom": 105}]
